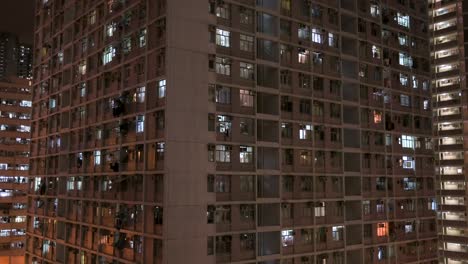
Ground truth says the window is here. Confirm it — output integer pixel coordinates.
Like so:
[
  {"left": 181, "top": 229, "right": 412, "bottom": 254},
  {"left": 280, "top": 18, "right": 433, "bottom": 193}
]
[
  {"left": 216, "top": 29, "right": 230, "bottom": 47},
  {"left": 401, "top": 156, "right": 415, "bottom": 170},
  {"left": 300, "top": 99, "right": 311, "bottom": 114},
  {"left": 216, "top": 115, "right": 231, "bottom": 134},
  {"left": 298, "top": 49, "right": 310, "bottom": 64},
  {"left": 403, "top": 177, "right": 416, "bottom": 190},
  {"left": 78, "top": 60, "right": 87, "bottom": 75},
  {"left": 105, "top": 22, "right": 116, "bottom": 37},
  {"left": 139, "top": 29, "right": 147, "bottom": 47},
  {"left": 363, "top": 201, "right": 371, "bottom": 215},
  {"left": 240, "top": 204, "right": 254, "bottom": 220},
  {"left": 136, "top": 115, "right": 145, "bottom": 133},
  {"left": 328, "top": 32, "right": 338, "bottom": 48},
  {"left": 399, "top": 73, "right": 408, "bottom": 86},
  {"left": 404, "top": 222, "right": 414, "bottom": 233},
  {"left": 376, "top": 200, "right": 385, "bottom": 213},
  {"left": 399, "top": 52, "right": 413, "bottom": 67},
  {"left": 300, "top": 151, "right": 313, "bottom": 166},
  {"left": 373, "top": 110, "right": 382, "bottom": 123},
  {"left": 215, "top": 57, "right": 231, "bottom": 75},
  {"left": 239, "top": 89, "right": 254, "bottom": 107},
  {"left": 282, "top": 176, "right": 293, "bottom": 192},
  {"left": 239, "top": 146, "right": 253, "bottom": 163},
  {"left": 240, "top": 34, "right": 254, "bottom": 52},
  {"left": 395, "top": 12, "right": 410, "bottom": 28},
  {"left": 216, "top": 4, "right": 230, "bottom": 19},
  {"left": 332, "top": 226, "right": 343, "bottom": 241},
  {"left": 400, "top": 94, "right": 410, "bottom": 106},
  {"left": 281, "top": 230, "right": 294, "bottom": 247},
  {"left": 239, "top": 62, "right": 254, "bottom": 79},
  {"left": 79, "top": 82, "right": 86, "bottom": 97},
  {"left": 240, "top": 176, "right": 254, "bottom": 192},
  {"left": 372, "top": 45, "right": 381, "bottom": 59},
  {"left": 377, "top": 222, "right": 388, "bottom": 237},
  {"left": 399, "top": 135, "right": 415, "bottom": 149},
  {"left": 216, "top": 86, "right": 231, "bottom": 104},
  {"left": 299, "top": 124, "right": 312, "bottom": 140},
  {"left": 298, "top": 24, "right": 309, "bottom": 40},
  {"left": 423, "top": 99, "right": 429, "bottom": 110},
  {"left": 136, "top": 86, "right": 145, "bottom": 103},
  {"left": 239, "top": 8, "right": 252, "bottom": 24},
  {"left": 122, "top": 37, "right": 131, "bottom": 53},
  {"left": 103, "top": 45, "right": 116, "bottom": 65},
  {"left": 281, "top": 123, "right": 292, "bottom": 138},
  {"left": 398, "top": 33, "right": 409, "bottom": 46},
  {"left": 216, "top": 145, "right": 231, "bottom": 162},
  {"left": 330, "top": 128, "right": 341, "bottom": 142},
  {"left": 88, "top": 10, "right": 97, "bottom": 25},
  {"left": 315, "top": 202, "right": 325, "bottom": 217},
  {"left": 158, "top": 79, "right": 166, "bottom": 98},
  {"left": 94, "top": 150, "right": 101, "bottom": 165},
  {"left": 370, "top": 4, "right": 380, "bottom": 17},
  {"left": 311, "top": 28, "right": 323, "bottom": 43}
]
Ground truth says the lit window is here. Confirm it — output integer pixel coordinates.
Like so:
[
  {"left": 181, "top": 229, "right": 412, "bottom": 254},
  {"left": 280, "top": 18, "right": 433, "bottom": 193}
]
[
  {"left": 298, "top": 49, "right": 310, "bottom": 64},
  {"left": 239, "top": 89, "right": 254, "bottom": 107},
  {"left": 398, "top": 33, "right": 409, "bottom": 46},
  {"left": 216, "top": 115, "right": 231, "bottom": 134},
  {"left": 298, "top": 25, "right": 309, "bottom": 40},
  {"left": 216, "top": 29, "right": 230, "bottom": 47},
  {"left": 215, "top": 145, "right": 231, "bottom": 162},
  {"left": 372, "top": 45, "right": 381, "bottom": 59},
  {"left": 315, "top": 202, "right": 325, "bottom": 217},
  {"left": 373, "top": 110, "right": 382, "bottom": 124},
  {"left": 401, "top": 156, "right": 415, "bottom": 170},
  {"left": 105, "top": 22, "right": 117, "bottom": 37},
  {"left": 94, "top": 150, "right": 101, "bottom": 165},
  {"left": 399, "top": 52, "right": 413, "bottom": 67},
  {"left": 399, "top": 135, "right": 415, "bottom": 149},
  {"left": 370, "top": 4, "right": 380, "bottom": 17},
  {"left": 299, "top": 124, "right": 312, "bottom": 140},
  {"left": 158, "top": 80, "right": 166, "bottom": 98},
  {"left": 240, "top": 34, "right": 254, "bottom": 52},
  {"left": 78, "top": 60, "right": 87, "bottom": 75},
  {"left": 328, "top": 32, "right": 338, "bottom": 48},
  {"left": 377, "top": 222, "right": 388, "bottom": 237},
  {"left": 412, "top": 76, "right": 418, "bottom": 89},
  {"left": 399, "top": 73, "right": 408, "bottom": 86},
  {"left": 403, "top": 177, "right": 416, "bottom": 190},
  {"left": 423, "top": 99, "right": 429, "bottom": 110},
  {"left": 215, "top": 57, "right": 231, "bottom": 76},
  {"left": 281, "top": 230, "right": 294, "bottom": 247},
  {"left": 332, "top": 226, "right": 343, "bottom": 241},
  {"left": 136, "top": 86, "right": 145, "bottom": 103},
  {"left": 216, "top": 5, "right": 230, "bottom": 19},
  {"left": 404, "top": 222, "right": 414, "bottom": 233},
  {"left": 239, "top": 146, "right": 253, "bottom": 163},
  {"left": 139, "top": 29, "right": 147, "bottom": 47},
  {"left": 20, "top": 100, "right": 31, "bottom": 107},
  {"left": 136, "top": 115, "right": 145, "bottom": 133},
  {"left": 88, "top": 10, "right": 97, "bottom": 25},
  {"left": 103, "top": 45, "right": 116, "bottom": 65},
  {"left": 79, "top": 82, "right": 86, "bottom": 97},
  {"left": 239, "top": 62, "right": 254, "bottom": 79},
  {"left": 395, "top": 12, "right": 410, "bottom": 28},
  {"left": 311, "top": 28, "right": 323, "bottom": 43}
]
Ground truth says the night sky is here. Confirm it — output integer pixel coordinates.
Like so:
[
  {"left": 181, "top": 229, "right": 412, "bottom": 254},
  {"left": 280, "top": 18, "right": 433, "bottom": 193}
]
[{"left": 0, "top": 0, "right": 34, "bottom": 44}]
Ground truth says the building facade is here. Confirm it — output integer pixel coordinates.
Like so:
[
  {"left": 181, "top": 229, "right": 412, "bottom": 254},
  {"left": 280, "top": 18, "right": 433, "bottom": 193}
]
[
  {"left": 28, "top": 0, "right": 437, "bottom": 263},
  {"left": 430, "top": 0, "right": 468, "bottom": 263},
  {"left": 17, "top": 44, "right": 33, "bottom": 80},
  {"left": 0, "top": 33, "right": 19, "bottom": 80},
  {"left": 0, "top": 78, "right": 31, "bottom": 264}
]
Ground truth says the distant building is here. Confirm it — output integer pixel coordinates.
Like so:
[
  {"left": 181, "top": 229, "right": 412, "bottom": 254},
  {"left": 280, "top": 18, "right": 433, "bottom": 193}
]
[
  {"left": 0, "top": 77, "right": 31, "bottom": 264},
  {"left": 0, "top": 33, "right": 33, "bottom": 80},
  {"left": 0, "top": 33, "right": 19, "bottom": 80},
  {"left": 17, "top": 45, "right": 33, "bottom": 80}
]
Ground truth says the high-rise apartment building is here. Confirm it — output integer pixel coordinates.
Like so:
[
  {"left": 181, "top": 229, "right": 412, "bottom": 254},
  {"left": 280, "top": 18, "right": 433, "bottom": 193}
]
[
  {"left": 17, "top": 44, "right": 33, "bottom": 80},
  {"left": 28, "top": 0, "right": 437, "bottom": 263},
  {"left": 430, "top": 0, "right": 468, "bottom": 263},
  {"left": 0, "top": 77, "right": 31, "bottom": 264},
  {"left": 0, "top": 33, "right": 33, "bottom": 80},
  {"left": 0, "top": 33, "right": 19, "bottom": 80}
]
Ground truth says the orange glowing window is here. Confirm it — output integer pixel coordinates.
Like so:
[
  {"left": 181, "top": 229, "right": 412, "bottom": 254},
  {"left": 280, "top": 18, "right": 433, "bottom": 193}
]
[
  {"left": 373, "top": 110, "right": 382, "bottom": 124},
  {"left": 377, "top": 222, "right": 388, "bottom": 237}
]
